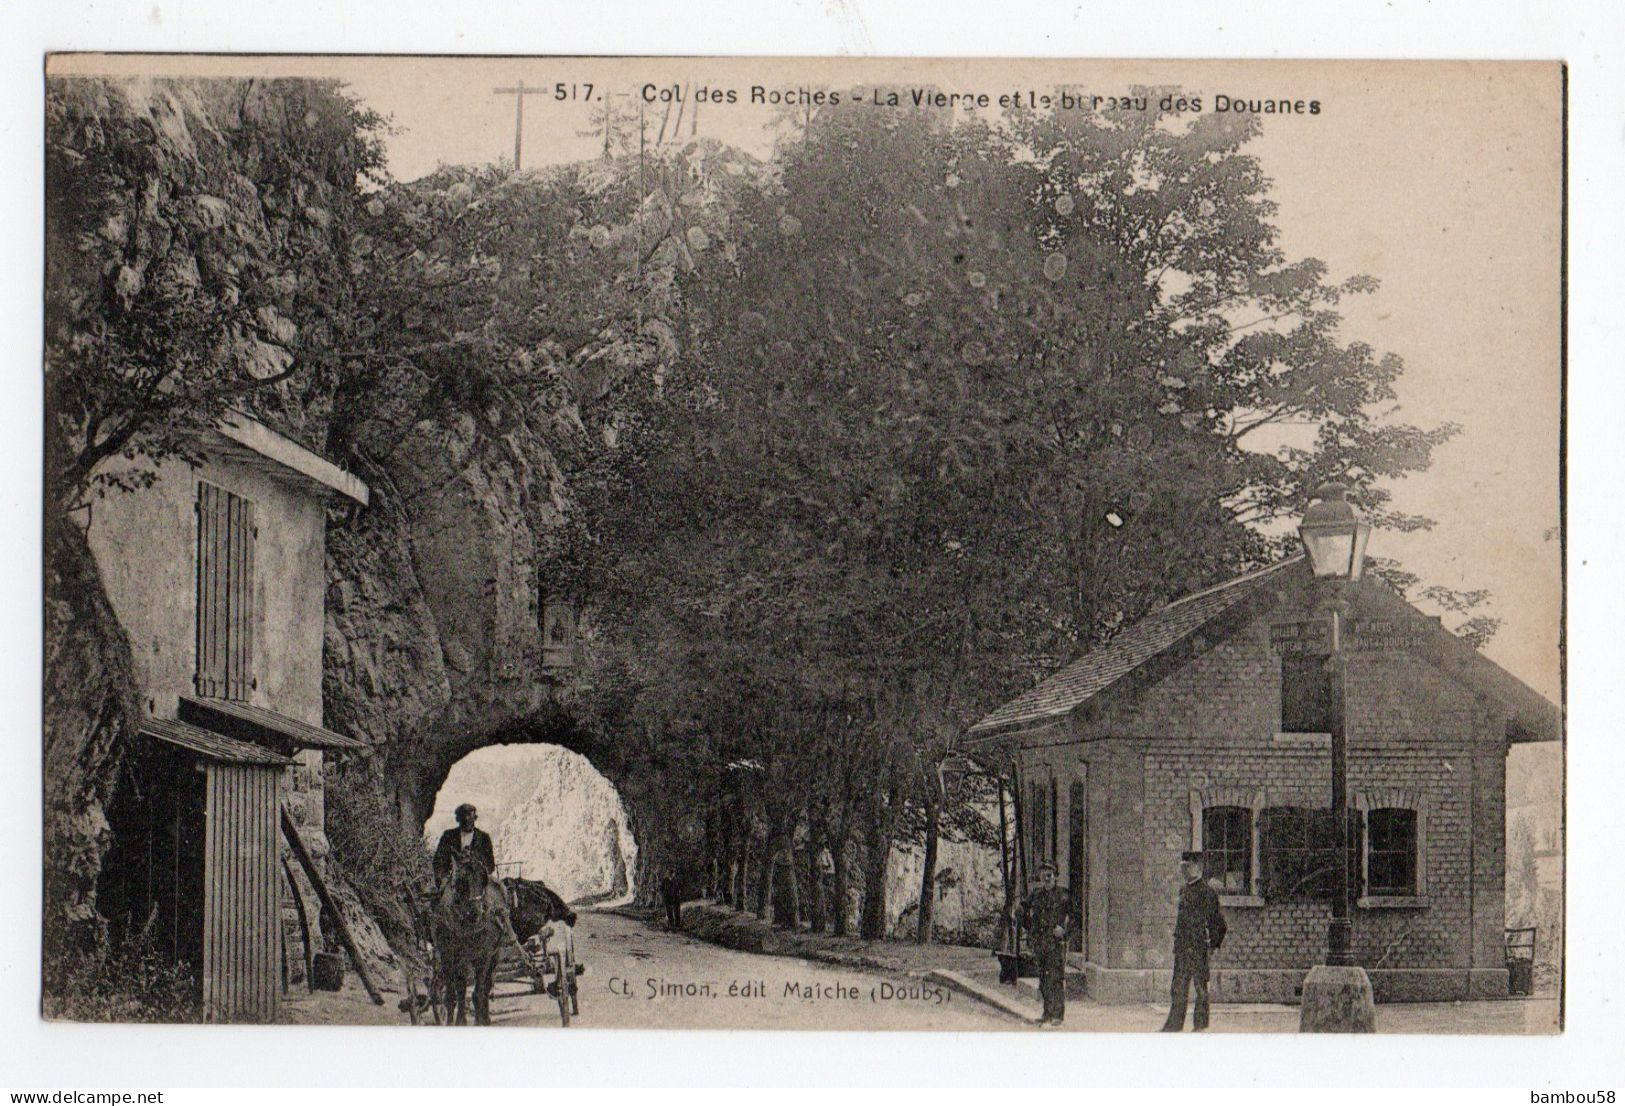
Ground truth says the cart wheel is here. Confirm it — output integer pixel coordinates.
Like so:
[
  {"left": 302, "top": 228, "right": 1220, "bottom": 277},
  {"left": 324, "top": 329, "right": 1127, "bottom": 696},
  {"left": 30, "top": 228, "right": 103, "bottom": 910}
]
[
  {"left": 564, "top": 950, "right": 579, "bottom": 1017},
  {"left": 549, "top": 951, "right": 571, "bottom": 1028}
]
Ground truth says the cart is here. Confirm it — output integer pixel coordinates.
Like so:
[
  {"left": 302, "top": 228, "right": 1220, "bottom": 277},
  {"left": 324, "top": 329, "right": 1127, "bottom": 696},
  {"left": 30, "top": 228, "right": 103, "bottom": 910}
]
[
  {"left": 523, "top": 931, "right": 582, "bottom": 1027},
  {"left": 400, "top": 882, "right": 448, "bottom": 1025}
]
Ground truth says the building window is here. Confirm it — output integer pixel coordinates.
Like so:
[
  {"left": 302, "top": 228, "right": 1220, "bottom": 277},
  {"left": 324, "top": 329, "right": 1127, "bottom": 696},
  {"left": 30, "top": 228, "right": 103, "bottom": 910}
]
[
  {"left": 1049, "top": 775, "right": 1059, "bottom": 867},
  {"left": 1202, "top": 806, "right": 1253, "bottom": 894},
  {"left": 1260, "top": 806, "right": 1359, "bottom": 902},
  {"left": 1026, "top": 776, "right": 1049, "bottom": 873},
  {"left": 1280, "top": 653, "right": 1333, "bottom": 733},
  {"left": 195, "top": 482, "right": 255, "bottom": 701},
  {"left": 1365, "top": 808, "right": 1419, "bottom": 896}
]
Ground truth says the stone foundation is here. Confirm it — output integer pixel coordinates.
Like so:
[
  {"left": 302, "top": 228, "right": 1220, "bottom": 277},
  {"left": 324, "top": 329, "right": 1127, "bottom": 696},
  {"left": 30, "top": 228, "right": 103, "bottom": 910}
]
[{"left": 1077, "top": 960, "right": 1509, "bottom": 1004}]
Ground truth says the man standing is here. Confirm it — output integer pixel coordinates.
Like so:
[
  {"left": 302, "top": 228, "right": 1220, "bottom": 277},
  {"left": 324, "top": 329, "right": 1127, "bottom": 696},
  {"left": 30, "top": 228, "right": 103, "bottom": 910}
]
[
  {"left": 434, "top": 802, "right": 497, "bottom": 885},
  {"left": 1161, "top": 850, "right": 1227, "bottom": 1032},
  {"left": 1021, "top": 861, "right": 1074, "bottom": 1027}
]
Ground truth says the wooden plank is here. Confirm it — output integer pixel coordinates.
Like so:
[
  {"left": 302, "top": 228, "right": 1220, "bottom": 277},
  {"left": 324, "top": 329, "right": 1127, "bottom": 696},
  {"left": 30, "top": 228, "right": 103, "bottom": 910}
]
[
  {"left": 225, "top": 766, "right": 238, "bottom": 1018},
  {"left": 234, "top": 768, "right": 244, "bottom": 1018},
  {"left": 260, "top": 771, "right": 278, "bottom": 1020},
  {"left": 241, "top": 497, "right": 255, "bottom": 699},
  {"left": 226, "top": 494, "right": 240, "bottom": 700},
  {"left": 195, "top": 484, "right": 212, "bottom": 697},
  {"left": 195, "top": 484, "right": 206, "bottom": 695},
  {"left": 202, "top": 765, "right": 218, "bottom": 1020},
  {"left": 280, "top": 808, "right": 385, "bottom": 1005},
  {"left": 208, "top": 484, "right": 226, "bottom": 697},
  {"left": 204, "top": 484, "right": 220, "bottom": 697}
]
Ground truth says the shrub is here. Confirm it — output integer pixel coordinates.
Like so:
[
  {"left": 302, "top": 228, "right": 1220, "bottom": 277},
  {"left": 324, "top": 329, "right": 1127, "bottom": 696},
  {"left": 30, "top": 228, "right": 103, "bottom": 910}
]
[
  {"left": 43, "top": 930, "right": 200, "bottom": 1024},
  {"left": 324, "top": 757, "right": 434, "bottom": 962}
]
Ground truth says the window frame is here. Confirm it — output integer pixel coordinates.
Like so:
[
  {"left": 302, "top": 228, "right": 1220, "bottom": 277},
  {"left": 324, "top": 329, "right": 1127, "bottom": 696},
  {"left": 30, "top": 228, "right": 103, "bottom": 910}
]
[
  {"left": 1279, "top": 652, "right": 1334, "bottom": 735},
  {"left": 1202, "top": 806, "right": 1253, "bottom": 895},
  {"left": 1189, "top": 787, "right": 1266, "bottom": 906},
  {"left": 1355, "top": 790, "right": 1429, "bottom": 907}
]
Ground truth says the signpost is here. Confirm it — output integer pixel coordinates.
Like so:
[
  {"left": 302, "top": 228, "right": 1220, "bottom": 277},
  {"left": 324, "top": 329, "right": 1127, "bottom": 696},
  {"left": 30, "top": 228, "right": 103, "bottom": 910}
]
[
  {"left": 1345, "top": 618, "right": 1428, "bottom": 652},
  {"left": 1270, "top": 619, "right": 1330, "bottom": 655},
  {"left": 1271, "top": 616, "right": 1429, "bottom": 655}
]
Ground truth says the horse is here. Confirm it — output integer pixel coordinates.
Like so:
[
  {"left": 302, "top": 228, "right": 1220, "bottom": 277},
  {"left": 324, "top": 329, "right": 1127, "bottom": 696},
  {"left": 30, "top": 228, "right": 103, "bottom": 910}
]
[{"left": 431, "top": 853, "right": 513, "bottom": 1026}]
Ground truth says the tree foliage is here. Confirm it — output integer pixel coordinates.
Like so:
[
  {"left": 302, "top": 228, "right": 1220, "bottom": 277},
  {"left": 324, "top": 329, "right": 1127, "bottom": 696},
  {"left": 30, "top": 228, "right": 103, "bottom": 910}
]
[
  {"left": 45, "top": 79, "right": 1498, "bottom": 944},
  {"left": 558, "top": 99, "right": 1466, "bottom": 934},
  {"left": 44, "top": 77, "right": 385, "bottom": 510}
]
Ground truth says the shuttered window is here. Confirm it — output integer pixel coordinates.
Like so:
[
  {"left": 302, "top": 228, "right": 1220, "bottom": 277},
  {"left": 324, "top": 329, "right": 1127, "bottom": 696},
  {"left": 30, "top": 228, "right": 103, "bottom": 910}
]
[
  {"left": 1260, "top": 806, "right": 1363, "bottom": 902},
  {"left": 195, "top": 482, "right": 255, "bottom": 701}
]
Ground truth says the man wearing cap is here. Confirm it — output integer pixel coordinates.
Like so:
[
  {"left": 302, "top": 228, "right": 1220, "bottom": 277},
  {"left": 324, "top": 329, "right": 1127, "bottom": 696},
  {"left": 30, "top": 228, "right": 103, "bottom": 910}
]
[
  {"left": 1021, "top": 861, "right": 1075, "bottom": 1027},
  {"left": 1161, "top": 850, "right": 1227, "bottom": 1032},
  {"left": 434, "top": 803, "right": 497, "bottom": 886}
]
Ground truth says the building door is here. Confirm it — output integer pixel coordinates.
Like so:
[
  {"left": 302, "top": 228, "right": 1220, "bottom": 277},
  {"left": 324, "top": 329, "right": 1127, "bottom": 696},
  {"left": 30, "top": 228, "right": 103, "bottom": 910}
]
[{"left": 1068, "top": 775, "right": 1087, "bottom": 955}]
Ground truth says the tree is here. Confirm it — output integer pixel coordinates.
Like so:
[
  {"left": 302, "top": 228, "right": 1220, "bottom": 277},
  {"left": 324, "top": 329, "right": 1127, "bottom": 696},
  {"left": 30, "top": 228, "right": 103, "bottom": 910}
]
[{"left": 563, "top": 96, "right": 1472, "bottom": 941}]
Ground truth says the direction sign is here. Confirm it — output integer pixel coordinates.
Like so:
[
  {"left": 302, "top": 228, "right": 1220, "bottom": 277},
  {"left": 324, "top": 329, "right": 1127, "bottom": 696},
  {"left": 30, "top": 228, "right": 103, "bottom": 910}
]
[
  {"left": 1271, "top": 616, "right": 1431, "bottom": 655},
  {"left": 1347, "top": 617, "right": 1429, "bottom": 652},
  {"left": 1269, "top": 620, "right": 1331, "bottom": 655}
]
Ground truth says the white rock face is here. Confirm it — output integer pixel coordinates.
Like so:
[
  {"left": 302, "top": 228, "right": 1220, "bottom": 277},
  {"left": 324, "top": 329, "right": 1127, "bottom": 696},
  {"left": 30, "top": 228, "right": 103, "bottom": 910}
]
[
  {"left": 883, "top": 818, "right": 1007, "bottom": 942},
  {"left": 424, "top": 744, "right": 637, "bottom": 903}
]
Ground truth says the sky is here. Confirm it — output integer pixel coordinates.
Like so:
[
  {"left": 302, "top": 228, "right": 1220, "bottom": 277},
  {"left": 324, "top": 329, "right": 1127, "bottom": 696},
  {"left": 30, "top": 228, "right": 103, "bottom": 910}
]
[{"left": 54, "top": 56, "right": 1566, "bottom": 700}]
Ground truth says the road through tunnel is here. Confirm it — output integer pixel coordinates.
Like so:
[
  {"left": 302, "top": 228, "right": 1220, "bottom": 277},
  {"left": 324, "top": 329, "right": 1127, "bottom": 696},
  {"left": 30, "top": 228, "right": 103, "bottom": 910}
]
[{"left": 424, "top": 742, "right": 638, "bottom": 905}]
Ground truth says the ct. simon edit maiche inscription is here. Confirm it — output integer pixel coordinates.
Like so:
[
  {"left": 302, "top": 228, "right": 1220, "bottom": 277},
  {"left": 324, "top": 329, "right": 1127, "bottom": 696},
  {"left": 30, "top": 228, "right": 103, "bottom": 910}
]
[{"left": 40, "top": 54, "right": 1562, "bottom": 1034}]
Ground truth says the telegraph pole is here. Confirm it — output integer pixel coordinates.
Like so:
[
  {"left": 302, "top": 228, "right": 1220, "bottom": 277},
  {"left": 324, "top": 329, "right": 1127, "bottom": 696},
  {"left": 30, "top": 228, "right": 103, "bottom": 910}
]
[{"left": 492, "top": 80, "right": 545, "bottom": 170}]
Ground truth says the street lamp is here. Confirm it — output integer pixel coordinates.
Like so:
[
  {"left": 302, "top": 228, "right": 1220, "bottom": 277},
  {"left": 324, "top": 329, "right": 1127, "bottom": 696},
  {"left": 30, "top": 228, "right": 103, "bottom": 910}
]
[{"left": 1296, "top": 482, "right": 1377, "bottom": 1033}]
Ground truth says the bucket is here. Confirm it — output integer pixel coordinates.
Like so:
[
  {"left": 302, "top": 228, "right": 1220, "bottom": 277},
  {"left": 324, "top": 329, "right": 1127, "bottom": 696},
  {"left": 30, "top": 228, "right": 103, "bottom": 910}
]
[{"left": 312, "top": 951, "right": 346, "bottom": 992}]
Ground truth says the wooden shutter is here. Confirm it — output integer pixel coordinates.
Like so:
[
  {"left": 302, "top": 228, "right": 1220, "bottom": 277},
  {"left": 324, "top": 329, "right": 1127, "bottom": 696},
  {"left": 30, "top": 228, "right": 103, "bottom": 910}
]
[{"left": 196, "top": 482, "right": 256, "bottom": 701}]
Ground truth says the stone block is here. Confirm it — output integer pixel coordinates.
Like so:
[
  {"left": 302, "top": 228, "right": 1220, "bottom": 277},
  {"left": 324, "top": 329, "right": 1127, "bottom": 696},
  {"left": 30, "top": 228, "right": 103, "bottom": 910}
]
[{"left": 1299, "top": 965, "right": 1376, "bottom": 1032}]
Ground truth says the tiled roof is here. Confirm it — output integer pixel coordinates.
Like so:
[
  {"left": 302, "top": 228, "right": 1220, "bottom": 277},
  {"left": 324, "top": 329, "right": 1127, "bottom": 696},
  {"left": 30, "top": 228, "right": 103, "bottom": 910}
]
[
  {"left": 968, "top": 558, "right": 1302, "bottom": 738},
  {"left": 180, "top": 695, "right": 368, "bottom": 750},
  {"left": 140, "top": 717, "right": 294, "bottom": 767}
]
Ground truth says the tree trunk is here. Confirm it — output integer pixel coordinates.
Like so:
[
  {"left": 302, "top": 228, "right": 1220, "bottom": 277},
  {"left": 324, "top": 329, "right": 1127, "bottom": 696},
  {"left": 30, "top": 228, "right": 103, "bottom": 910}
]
[
  {"left": 806, "top": 822, "right": 828, "bottom": 934},
  {"left": 772, "top": 836, "right": 801, "bottom": 931},
  {"left": 859, "top": 790, "right": 897, "bottom": 941},
  {"left": 752, "top": 838, "right": 771, "bottom": 918},
  {"left": 830, "top": 825, "right": 851, "bottom": 937},
  {"left": 859, "top": 833, "right": 890, "bottom": 940},
  {"left": 916, "top": 786, "right": 941, "bottom": 944}
]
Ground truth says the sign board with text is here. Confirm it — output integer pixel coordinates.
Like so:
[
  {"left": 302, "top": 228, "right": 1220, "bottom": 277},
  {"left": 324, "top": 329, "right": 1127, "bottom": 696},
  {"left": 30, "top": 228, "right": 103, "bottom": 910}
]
[
  {"left": 1270, "top": 617, "right": 1432, "bottom": 655},
  {"left": 1346, "top": 618, "right": 1430, "bottom": 652},
  {"left": 1269, "top": 620, "right": 1331, "bottom": 655}
]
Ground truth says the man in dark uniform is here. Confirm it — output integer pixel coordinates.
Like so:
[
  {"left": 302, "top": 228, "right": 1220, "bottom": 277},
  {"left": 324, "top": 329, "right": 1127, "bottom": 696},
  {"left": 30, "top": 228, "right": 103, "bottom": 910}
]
[
  {"left": 1161, "top": 850, "right": 1227, "bottom": 1032},
  {"left": 1021, "top": 861, "right": 1075, "bottom": 1027},
  {"left": 433, "top": 803, "right": 497, "bottom": 886}
]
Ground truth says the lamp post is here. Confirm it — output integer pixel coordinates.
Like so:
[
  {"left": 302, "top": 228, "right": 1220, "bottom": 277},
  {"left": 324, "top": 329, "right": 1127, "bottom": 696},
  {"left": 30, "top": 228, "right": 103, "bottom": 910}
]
[{"left": 1296, "top": 482, "right": 1377, "bottom": 1032}]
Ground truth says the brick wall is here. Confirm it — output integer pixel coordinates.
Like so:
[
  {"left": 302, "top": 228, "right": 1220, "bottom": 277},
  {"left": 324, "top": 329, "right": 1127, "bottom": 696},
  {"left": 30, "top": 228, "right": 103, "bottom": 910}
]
[{"left": 1140, "top": 747, "right": 1478, "bottom": 971}]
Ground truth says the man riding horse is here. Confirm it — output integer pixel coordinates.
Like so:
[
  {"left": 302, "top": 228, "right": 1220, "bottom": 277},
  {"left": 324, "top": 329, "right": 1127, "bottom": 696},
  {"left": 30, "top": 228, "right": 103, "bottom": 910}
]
[
  {"left": 432, "top": 849, "right": 514, "bottom": 1026},
  {"left": 434, "top": 803, "right": 496, "bottom": 886},
  {"left": 425, "top": 803, "right": 577, "bottom": 1025}
]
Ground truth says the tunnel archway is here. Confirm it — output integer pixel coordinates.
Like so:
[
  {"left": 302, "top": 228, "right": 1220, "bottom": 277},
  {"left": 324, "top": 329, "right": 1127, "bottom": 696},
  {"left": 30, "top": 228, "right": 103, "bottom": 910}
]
[
  {"left": 425, "top": 743, "right": 638, "bottom": 904},
  {"left": 384, "top": 701, "right": 699, "bottom": 911}
]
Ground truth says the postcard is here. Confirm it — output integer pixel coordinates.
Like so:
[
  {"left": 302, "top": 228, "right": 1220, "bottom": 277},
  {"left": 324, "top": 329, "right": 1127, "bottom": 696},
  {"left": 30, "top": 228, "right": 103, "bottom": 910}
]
[{"left": 40, "top": 54, "right": 1562, "bottom": 1036}]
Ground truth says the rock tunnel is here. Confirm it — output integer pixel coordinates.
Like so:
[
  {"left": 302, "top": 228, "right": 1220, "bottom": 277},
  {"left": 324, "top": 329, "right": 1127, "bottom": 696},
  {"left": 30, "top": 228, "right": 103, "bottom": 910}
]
[
  {"left": 382, "top": 704, "right": 688, "bottom": 909},
  {"left": 424, "top": 741, "right": 638, "bottom": 904}
]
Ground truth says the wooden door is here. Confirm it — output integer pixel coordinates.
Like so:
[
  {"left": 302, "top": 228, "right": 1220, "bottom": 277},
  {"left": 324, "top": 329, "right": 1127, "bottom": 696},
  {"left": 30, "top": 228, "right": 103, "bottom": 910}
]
[{"left": 1068, "top": 777, "right": 1088, "bottom": 955}]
